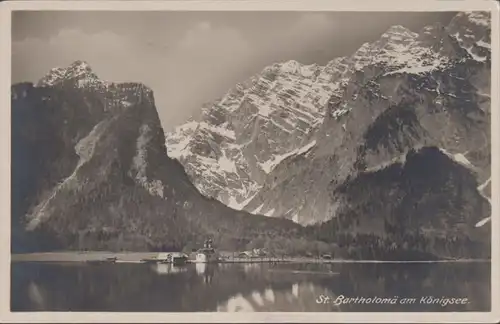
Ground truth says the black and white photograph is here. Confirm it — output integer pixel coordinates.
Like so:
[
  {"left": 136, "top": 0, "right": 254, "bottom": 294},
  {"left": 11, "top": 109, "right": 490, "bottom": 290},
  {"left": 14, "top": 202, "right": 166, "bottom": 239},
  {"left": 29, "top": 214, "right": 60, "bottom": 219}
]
[{"left": 1, "top": 0, "right": 499, "bottom": 322}]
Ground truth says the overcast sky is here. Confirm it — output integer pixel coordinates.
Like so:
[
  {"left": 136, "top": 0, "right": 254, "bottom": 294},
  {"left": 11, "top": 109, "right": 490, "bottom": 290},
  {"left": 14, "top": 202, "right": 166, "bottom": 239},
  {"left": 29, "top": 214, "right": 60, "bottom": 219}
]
[{"left": 12, "top": 11, "right": 457, "bottom": 131}]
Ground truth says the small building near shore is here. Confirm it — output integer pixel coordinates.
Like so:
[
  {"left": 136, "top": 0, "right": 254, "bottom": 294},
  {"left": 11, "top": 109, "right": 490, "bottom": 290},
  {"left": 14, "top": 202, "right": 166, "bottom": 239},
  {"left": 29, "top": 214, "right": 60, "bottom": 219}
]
[
  {"left": 194, "top": 239, "right": 219, "bottom": 263},
  {"left": 156, "top": 252, "right": 188, "bottom": 264}
]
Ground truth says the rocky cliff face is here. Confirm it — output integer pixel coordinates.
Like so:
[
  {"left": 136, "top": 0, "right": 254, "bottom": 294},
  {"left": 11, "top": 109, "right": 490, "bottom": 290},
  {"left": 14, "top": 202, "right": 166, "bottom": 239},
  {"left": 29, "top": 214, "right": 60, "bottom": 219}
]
[
  {"left": 167, "top": 11, "right": 491, "bottom": 231},
  {"left": 245, "top": 11, "right": 491, "bottom": 226},
  {"left": 166, "top": 58, "right": 347, "bottom": 210},
  {"left": 11, "top": 61, "right": 303, "bottom": 253}
]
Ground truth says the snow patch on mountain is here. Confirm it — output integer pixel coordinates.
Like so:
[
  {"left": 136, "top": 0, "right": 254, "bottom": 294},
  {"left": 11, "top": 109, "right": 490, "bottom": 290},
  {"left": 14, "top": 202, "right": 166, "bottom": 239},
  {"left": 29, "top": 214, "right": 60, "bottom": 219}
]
[
  {"left": 438, "top": 148, "right": 476, "bottom": 170},
  {"left": 251, "top": 203, "right": 264, "bottom": 215},
  {"left": 475, "top": 217, "right": 490, "bottom": 228},
  {"left": 465, "top": 11, "right": 490, "bottom": 27},
  {"left": 476, "top": 39, "right": 490, "bottom": 49},
  {"left": 451, "top": 32, "right": 488, "bottom": 62},
  {"left": 264, "top": 208, "right": 276, "bottom": 217},
  {"left": 200, "top": 121, "right": 236, "bottom": 140},
  {"left": 364, "top": 151, "right": 409, "bottom": 174},
  {"left": 227, "top": 191, "right": 259, "bottom": 210},
  {"left": 258, "top": 141, "right": 317, "bottom": 174},
  {"left": 219, "top": 153, "right": 238, "bottom": 173},
  {"left": 474, "top": 176, "right": 491, "bottom": 228},
  {"left": 478, "top": 176, "right": 491, "bottom": 192},
  {"left": 453, "top": 153, "right": 475, "bottom": 168},
  {"left": 166, "top": 121, "right": 199, "bottom": 159}
]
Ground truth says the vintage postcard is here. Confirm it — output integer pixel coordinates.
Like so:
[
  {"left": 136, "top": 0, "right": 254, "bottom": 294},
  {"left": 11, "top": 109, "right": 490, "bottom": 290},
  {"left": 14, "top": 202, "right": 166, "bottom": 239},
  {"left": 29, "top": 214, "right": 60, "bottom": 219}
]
[{"left": 1, "top": 0, "right": 499, "bottom": 323}]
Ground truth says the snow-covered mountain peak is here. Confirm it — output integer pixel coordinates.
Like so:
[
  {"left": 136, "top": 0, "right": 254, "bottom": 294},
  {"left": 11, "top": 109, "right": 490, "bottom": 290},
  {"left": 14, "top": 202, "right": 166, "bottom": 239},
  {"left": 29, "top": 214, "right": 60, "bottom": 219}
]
[
  {"left": 449, "top": 12, "right": 490, "bottom": 39},
  {"left": 38, "top": 67, "right": 67, "bottom": 87},
  {"left": 445, "top": 11, "right": 491, "bottom": 62},
  {"left": 166, "top": 54, "right": 342, "bottom": 205},
  {"left": 37, "top": 60, "right": 102, "bottom": 88},
  {"left": 348, "top": 24, "right": 427, "bottom": 73},
  {"left": 279, "top": 60, "right": 301, "bottom": 72},
  {"left": 35, "top": 60, "right": 156, "bottom": 115},
  {"left": 447, "top": 12, "right": 490, "bottom": 36},
  {"left": 66, "top": 60, "right": 93, "bottom": 77},
  {"left": 381, "top": 25, "right": 419, "bottom": 41},
  {"left": 275, "top": 60, "right": 320, "bottom": 77},
  {"left": 460, "top": 11, "right": 490, "bottom": 28}
]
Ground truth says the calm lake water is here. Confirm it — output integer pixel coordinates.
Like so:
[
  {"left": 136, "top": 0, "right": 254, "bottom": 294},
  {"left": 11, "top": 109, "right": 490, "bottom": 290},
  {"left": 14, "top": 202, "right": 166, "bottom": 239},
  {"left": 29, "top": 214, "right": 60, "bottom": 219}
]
[{"left": 11, "top": 261, "right": 490, "bottom": 312}]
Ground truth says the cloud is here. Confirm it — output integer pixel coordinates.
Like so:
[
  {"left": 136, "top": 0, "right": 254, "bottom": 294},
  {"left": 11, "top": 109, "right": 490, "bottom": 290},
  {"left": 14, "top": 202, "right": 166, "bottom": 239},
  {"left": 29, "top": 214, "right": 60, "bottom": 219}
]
[
  {"left": 12, "top": 23, "right": 255, "bottom": 130},
  {"left": 291, "top": 13, "right": 337, "bottom": 37},
  {"left": 176, "top": 21, "right": 253, "bottom": 63},
  {"left": 249, "top": 13, "right": 339, "bottom": 64},
  {"left": 198, "top": 21, "right": 212, "bottom": 32},
  {"left": 12, "top": 29, "right": 141, "bottom": 84}
]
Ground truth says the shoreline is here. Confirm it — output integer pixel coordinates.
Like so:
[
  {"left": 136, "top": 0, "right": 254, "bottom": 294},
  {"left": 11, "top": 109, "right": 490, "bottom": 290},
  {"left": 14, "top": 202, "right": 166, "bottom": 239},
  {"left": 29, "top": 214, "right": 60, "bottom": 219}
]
[{"left": 10, "top": 252, "right": 491, "bottom": 264}]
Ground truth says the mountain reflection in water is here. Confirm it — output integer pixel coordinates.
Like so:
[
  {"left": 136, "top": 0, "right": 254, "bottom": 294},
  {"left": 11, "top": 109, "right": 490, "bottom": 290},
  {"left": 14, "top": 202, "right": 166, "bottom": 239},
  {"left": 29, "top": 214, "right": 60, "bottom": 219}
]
[
  {"left": 216, "top": 281, "right": 340, "bottom": 312},
  {"left": 11, "top": 261, "right": 490, "bottom": 312}
]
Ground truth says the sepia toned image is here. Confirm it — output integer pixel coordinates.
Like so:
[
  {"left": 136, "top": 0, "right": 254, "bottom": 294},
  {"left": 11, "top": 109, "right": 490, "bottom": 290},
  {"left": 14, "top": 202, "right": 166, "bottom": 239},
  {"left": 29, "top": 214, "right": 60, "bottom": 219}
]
[{"left": 2, "top": 0, "right": 498, "bottom": 322}]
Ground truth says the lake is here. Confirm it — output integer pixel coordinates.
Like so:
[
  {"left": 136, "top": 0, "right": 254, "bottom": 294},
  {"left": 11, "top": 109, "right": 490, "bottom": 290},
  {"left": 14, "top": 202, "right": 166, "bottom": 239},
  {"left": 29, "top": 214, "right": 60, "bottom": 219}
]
[{"left": 11, "top": 261, "right": 490, "bottom": 312}]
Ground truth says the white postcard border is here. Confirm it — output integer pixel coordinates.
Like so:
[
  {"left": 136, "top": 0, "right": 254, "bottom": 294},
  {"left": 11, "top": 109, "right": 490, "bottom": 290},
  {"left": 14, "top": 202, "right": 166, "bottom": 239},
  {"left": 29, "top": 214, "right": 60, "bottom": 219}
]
[{"left": 1, "top": 1, "right": 498, "bottom": 323}]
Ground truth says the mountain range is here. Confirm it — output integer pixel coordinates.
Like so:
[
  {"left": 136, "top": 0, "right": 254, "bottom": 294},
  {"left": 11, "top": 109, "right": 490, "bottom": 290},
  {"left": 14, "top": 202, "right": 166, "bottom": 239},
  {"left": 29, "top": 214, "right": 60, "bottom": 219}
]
[
  {"left": 166, "top": 11, "right": 491, "bottom": 226},
  {"left": 11, "top": 11, "right": 491, "bottom": 260}
]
